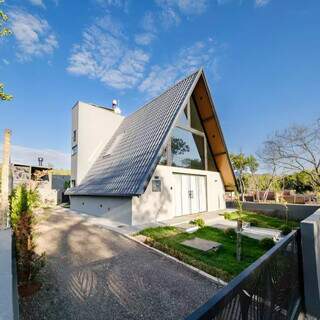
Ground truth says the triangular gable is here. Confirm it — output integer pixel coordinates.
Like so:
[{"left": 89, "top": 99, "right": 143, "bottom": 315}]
[{"left": 138, "top": 69, "right": 237, "bottom": 194}]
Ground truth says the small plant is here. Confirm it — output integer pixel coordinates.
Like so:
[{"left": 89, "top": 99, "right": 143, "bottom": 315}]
[
  {"left": 10, "top": 184, "right": 45, "bottom": 290},
  {"left": 190, "top": 218, "right": 205, "bottom": 228},
  {"left": 224, "top": 212, "right": 231, "bottom": 220},
  {"left": 248, "top": 218, "right": 259, "bottom": 227},
  {"left": 260, "top": 238, "right": 275, "bottom": 250},
  {"left": 224, "top": 228, "right": 236, "bottom": 239},
  {"left": 280, "top": 224, "right": 292, "bottom": 236}
]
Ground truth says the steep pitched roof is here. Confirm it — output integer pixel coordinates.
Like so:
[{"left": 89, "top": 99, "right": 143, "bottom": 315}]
[
  {"left": 67, "top": 68, "right": 237, "bottom": 196},
  {"left": 67, "top": 70, "right": 201, "bottom": 196}
]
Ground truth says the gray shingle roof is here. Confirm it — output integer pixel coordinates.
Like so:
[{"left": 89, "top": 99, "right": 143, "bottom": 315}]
[{"left": 67, "top": 69, "right": 201, "bottom": 196}]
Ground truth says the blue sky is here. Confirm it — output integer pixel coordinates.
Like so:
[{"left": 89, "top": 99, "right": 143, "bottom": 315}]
[{"left": 0, "top": 0, "right": 319, "bottom": 169}]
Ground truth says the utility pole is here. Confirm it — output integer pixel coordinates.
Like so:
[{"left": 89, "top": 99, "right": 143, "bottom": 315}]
[{"left": 1, "top": 129, "right": 12, "bottom": 229}]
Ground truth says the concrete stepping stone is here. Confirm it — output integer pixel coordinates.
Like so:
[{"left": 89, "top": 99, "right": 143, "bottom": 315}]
[{"left": 182, "top": 238, "right": 222, "bottom": 252}]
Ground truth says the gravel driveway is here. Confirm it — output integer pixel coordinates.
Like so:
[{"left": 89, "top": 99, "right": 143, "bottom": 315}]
[{"left": 20, "top": 208, "right": 222, "bottom": 320}]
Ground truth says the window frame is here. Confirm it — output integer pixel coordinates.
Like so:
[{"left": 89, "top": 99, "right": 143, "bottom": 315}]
[{"left": 163, "top": 96, "right": 210, "bottom": 171}]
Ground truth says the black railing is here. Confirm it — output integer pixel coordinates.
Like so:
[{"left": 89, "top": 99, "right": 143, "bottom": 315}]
[{"left": 186, "top": 230, "right": 304, "bottom": 320}]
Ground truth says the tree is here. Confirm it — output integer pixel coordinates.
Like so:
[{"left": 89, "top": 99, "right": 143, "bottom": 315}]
[
  {"left": 0, "top": 0, "right": 12, "bottom": 101},
  {"left": 260, "top": 119, "right": 320, "bottom": 190},
  {"left": 246, "top": 155, "right": 260, "bottom": 201},
  {"left": 230, "top": 153, "right": 249, "bottom": 201}
]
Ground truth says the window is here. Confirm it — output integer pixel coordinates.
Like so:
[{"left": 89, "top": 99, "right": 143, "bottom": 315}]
[
  {"left": 171, "top": 127, "right": 205, "bottom": 170},
  {"left": 73, "top": 130, "right": 77, "bottom": 142},
  {"left": 72, "top": 145, "right": 78, "bottom": 156},
  {"left": 177, "top": 106, "right": 189, "bottom": 127},
  {"left": 190, "top": 97, "right": 203, "bottom": 132},
  {"left": 207, "top": 143, "right": 217, "bottom": 171}
]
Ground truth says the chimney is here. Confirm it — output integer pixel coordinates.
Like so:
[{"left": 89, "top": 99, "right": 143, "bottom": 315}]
[
  {"left": 1, "top": 129, "right": 12, "bottom": 228},
  {"left": 38, "top": 157, "right": 44, "bottom": 166},
  {"left": 112, "top": 99, "right": 122, "bottom": 114}
]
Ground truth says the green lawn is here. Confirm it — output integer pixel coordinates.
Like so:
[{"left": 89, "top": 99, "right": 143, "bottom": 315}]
[
  {"left": 223, "top": 211, "right": 299, "bottom": 229},
  {"left": 138, "top": 226, "right": 268, "bottom": 281}
]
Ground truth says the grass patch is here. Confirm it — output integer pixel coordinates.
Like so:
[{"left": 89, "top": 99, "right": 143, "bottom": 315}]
[
  {"left": 223, "top": 211, "right": 299, "bottom": 229},
  {"left": 139, "top": 226, "right": 268, "bottom": 281}
]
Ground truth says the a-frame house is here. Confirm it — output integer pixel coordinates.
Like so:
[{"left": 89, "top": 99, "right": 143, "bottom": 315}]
[{"left": 66, "top": 69, "right": 236, "bottom": 225}]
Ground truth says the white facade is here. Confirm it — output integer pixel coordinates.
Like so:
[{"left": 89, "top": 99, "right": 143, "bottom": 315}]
[
  {"left": 71, "top": 101, "right": 124, "bottom": 186},
  {"left": 70, "top": 164, "right": 225, "bottom": 225}
]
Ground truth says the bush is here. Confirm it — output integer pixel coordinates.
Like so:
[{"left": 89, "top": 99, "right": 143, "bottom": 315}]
[
  {"left": 248, "top": 218, "right": 259, "bottom": 227},
  {"left": 190, "top": 218, "right": 205, "bottom": 228},
  {"left": 224, "top": 212, "right": 231, "bottom": 220},
  {"left": 10, "top": 184, "right": 45, "bottom": 284},
  {"left": 260, "top": 238, "right": 275, "bottom": 250},
  {"left": 224, "top": 228, "right": 236, "bottom": 239},
  {"left": 280, "top": 224, "right": 292, "bottom": 236}
]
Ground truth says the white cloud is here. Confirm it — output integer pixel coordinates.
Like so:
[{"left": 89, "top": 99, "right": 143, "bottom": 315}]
[
  {"left": 156, "top": 0, "right": 208, "bottom": 15},
  {"left": 9, "top": 9, "right": 58, "bottom": 61},
  {"left": 139, "top": 40, "right": 221, "bottom": 96},
  {"left": 141, "top": 12, "right": 156, "bottom": 32},
  {"left": 28, "top": 0, "right": 45, "bottom": 7},
  {"left": 2, "top": 59, "right": 9, "bottom": 65},
  {"left": 134, "top": 32, "right": 155, "bottom": 45},
  {"left": 255, "top": 0, "right": 271, "bottom": 7},
  {"left": 67, "top": 16, "right": 150, "bottom": 89},
  {"left": 0, "top": 144, "right": 70, "bottom": 169}
]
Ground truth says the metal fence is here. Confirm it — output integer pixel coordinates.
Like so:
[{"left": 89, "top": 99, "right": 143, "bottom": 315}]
[{"left": 186, "top": 230, "right": 304, "bottom": 320}]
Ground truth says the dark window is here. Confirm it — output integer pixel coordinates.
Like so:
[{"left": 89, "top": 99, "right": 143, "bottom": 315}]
[
  {"left": 190, "top": 97, "right": 203, "bottom": 132},
  {"left": 73, "top": 130, "right": 77, "bottom": 142},
  {"left": 207, "top": 143, "right": 217, "bottom": 171},
  {"left": 171, "top": 127, "right": 205, "bottom": 170},
  {"left": 72, "top": 145, "right": 78, "bottom": 156}
]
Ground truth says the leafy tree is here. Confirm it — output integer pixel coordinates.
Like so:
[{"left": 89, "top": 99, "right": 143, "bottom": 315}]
[
  {"left": 171, "top": 137, "right": 190, "bottom": 155},
  {"left": 0, "top": 0, "right": 12, "bottom": 101},
  {"left": 230, "top": 153, "right": 258, "bottom": 201}
]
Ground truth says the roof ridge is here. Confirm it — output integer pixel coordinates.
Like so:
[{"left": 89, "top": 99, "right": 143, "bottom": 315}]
[{"left": 125, "top": 68, "right": 202, "bottom": 120}]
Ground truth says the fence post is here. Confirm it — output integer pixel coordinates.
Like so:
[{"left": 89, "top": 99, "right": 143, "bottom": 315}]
[{"left": 300, "top": 209, "right": 320, "bottom": 319}]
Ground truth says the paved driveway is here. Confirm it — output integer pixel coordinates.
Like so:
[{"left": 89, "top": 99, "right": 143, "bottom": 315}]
[{"left": 20, "top": 208, "right": 222, "bottom": 320}]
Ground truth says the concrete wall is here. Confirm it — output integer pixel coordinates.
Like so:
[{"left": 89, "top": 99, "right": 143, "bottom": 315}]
[
  {"left": 0, "top": 229, "right": 18, "bottom": 320},
  {"left": 70, "top": 195, "right": 132, "bottom": 225},
  {"left": 301, "top": 209, "right": 320, "bottom": 319},
  {"left": 132, "top": 165, "right": 225, "bottom": 225},
  {"left": 71, "top": 102, "right": 124, "bottom": 185},
  {"left": 227, "top": 201, "right": 320, "bottom": 221}
]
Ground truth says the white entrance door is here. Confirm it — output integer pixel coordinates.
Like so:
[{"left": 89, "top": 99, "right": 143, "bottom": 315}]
[{"left": 174, "top": 174, "right": 207, "bottom": 216}]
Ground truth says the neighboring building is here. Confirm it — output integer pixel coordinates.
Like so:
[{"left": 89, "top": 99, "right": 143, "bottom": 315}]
[
  {"left": 12, "top": 163, "right": 69, "bottom": 205},
  {"left": 66, "top": 69, "right": 237, "bottom": 225}
]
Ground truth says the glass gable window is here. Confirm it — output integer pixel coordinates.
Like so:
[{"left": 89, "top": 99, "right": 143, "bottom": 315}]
[
  {"left": 177, "top": 106, "right": 189, "bottom": 127},
  {"left": 190, "top": 97, "right": 203, "bottom": 132},
  {"left": 171, "top": 127, "right": 205, "bottom": 170},
  {"left": 207, "top": 143, "right": 217, "bottom": 171}
]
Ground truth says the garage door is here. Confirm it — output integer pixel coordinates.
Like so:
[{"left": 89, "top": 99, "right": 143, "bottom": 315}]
[{"left": 174, "top": 174, "right": 207, "bottom": 216}]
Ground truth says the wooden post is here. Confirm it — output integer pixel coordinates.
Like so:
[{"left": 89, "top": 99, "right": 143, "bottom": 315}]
[{"left": 1, "top": 129, "right": 12, "bottom": 228}]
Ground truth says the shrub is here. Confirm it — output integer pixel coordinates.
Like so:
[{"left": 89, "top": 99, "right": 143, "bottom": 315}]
[
  {"left": 224, "top": 212, "right": 231, "bottom": 220},
  {"left": 190, "top": 218, "right": 205, "bottom": 228},
  {"left": 248, "top": 218, "right": 259, "bottom": 227},
  {"left": 260, "top": 238, "right": 275, "bottom": 250},
  {"left": 280, "top": 224, "right": 292, "bottom": 236},
  {"left": 10, "top": 184, "right": 45, "bottom": 284},
  {"left": 224, "top": 228, "right": 236, "bottom": 239}
]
